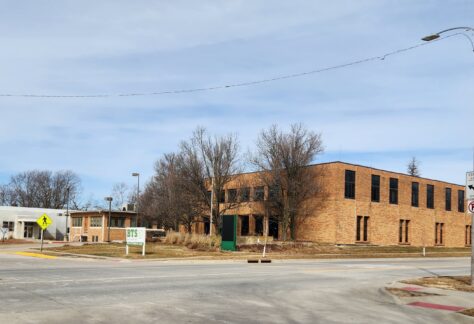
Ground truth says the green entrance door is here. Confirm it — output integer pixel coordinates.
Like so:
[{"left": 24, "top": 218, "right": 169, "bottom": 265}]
[{"left": 221, "top": 215, "right": 237, "bottom": 251}]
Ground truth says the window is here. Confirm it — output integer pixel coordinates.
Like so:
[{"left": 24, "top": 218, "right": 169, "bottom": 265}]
[
  {"left": 399, "top": 220, "right": 410, "bottom": 244},
  {"left": 427, "top": 185, "right": 434, "bottom": 209},
  {"left": 218, "top": 191, "right": 225, "bottom": 204},
  {"left": 466, "top": 225, "right": 472, "bottom": 246},
  {"left": 269, "top": 185, "right": 279, "bottom": 201},
  {"left": 240, "top": 187, "right": 250, "bottom": 202},
  {"left": 72, "top": 217, "right": 83, "bottom": 227},
  {"left": 356, "top": 216, "right": 369, "bottom": 242},
  {"left": 345, "top": 170, "right": 356, "bottom": 199},
  {"left": 371, "top": 175, "right": 380, "bottom": 202},
  {"left": 389, "top": 178, "right": 398, "bottom": 204},
  {"left": 206, "top": 190, "right": 212, "bottom": 203},
  {"left": 90, "top": 217, "right": 102, "bottom": 227},
  {"left": 254, "top": 215, "right": 263, "bottom": 235},
  {"left": 240, "top": 216, "right": 249, "bottom": 236},
  {"left": 435, "top": 222, "right": 444, "bottom": 245},
  {"left": 91, "top": 235, "right": 99, "bottom": 242},
  {"left": 227, "top": 189, "right": 237, "bottom": 203},
  {"left": 445, "top": 188, "right": 452, "bottom": 211},
  {"left": 254, "top": 186, "right": 264, "bottom": 201},
  {"left": 458, "top": 190, "right": 465, "bottom": 212},
  {"left": 411, "top": 182, "right": 419, "bottom": 207},
  {"left": 131, "top": 217, "right": 137, "bottom": 228},
  {"left": 2, "top": 221, "right": 14, "bottom": 231},
  {"left": 110, "top": 217, "right": 125, "bottom": 228}
]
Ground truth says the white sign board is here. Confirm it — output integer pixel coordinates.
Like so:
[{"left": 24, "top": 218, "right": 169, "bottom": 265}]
[
  {"left": 467, "top": 171, "right": 474, "bottom": 200},
  {"left": 468, "top": 201, "right": 474, "bottom": 214},
  {"left": 126, "top": 227, "right": 146, "bottom": 245},
  {"left": 125, "top": 227, "right": 146, "bottom": 256}
]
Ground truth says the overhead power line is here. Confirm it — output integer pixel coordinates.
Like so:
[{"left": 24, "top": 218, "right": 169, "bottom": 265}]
[{"left": 0, "top": 34, "right": 463, "bottom": 99}]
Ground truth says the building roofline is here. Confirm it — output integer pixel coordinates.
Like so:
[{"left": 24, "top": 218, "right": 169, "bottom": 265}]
[
  {"left": 70, "top": 210, "right": 137, "bottom": 215},
  {"left": 328, "top": 161, "right": 464, "bottom": 187},
  {"left": 230, "top": 161, "right": 464, "bottom": 188}
]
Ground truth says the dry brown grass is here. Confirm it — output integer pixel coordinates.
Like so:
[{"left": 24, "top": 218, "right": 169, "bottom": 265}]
[
  {"left": 385, "top": 287, "right": 441, "bottom": 297},
  {"left": 163, "top": 231, "right": 221, "bottom": 250},
  {"left": 460, "top": 308, "right": 474, "bottom": 317},
  {"left": 402, "top": 276, "right": 474, "bottom": 292},
  {"left": 44, "top": 241, "right": 472, "bottom": 260}
]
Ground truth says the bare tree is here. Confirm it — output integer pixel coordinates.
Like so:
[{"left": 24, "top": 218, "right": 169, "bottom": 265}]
[
  {"left": 111, "top": 182, "right": 129, "bottom": 209},
  {"left": 6, "top": 170, "right": 81, "bottom": 209},
  {"left": 179, "top": 127, "right": 241, "bottom": 232},
  {"left": 407, "top": 157, "right": 421, "bottom": 177},
  {"left": 250, "top": 124, "right": 324, "bottom": 241}
]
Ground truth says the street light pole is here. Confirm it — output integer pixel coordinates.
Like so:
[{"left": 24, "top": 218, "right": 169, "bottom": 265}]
[
  {"left": 422, "top": 26, "right": 474, "bottom": 285},
  {"left": 66, "top": 186, "right": 70, "bottom": 241},
  {"left": 132, "top": 173, "right": 140, "bottom": 226},
  {"left": 105, "top": 197, "right": 113, "bottom": 242}
]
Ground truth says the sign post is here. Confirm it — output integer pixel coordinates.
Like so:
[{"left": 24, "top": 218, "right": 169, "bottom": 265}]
[
  {"left": 36, "top": 213, "right": 53, "bottom": 252},
  {"left": 466, "top": 172, "right": 474, "bottom": 285},
  {"left": 126, "top": 227, "right": 146, "bottom": 256}
]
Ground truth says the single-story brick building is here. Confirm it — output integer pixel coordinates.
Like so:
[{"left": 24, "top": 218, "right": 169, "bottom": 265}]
[{"left": 69, "top": 210, "right": 137, "bottom": 242}]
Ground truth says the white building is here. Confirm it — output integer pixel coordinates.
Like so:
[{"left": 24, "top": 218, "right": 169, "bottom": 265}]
[{"left": 0, "top": 206, "right": 71, "bottom": 240}]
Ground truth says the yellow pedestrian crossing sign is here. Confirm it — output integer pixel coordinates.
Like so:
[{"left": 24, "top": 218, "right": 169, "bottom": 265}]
[{"left": 37, "top": 214, "right": 52, "bottom": 230}]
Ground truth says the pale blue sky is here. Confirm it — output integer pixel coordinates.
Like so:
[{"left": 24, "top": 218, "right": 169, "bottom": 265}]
[{"left": 0, "top": 1, "right": 473, "bottom": 205}]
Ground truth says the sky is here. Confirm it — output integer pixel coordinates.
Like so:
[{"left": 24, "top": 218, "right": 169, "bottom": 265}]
[{"left": 0, "top": 1, "right": 473, "bottom": 206}]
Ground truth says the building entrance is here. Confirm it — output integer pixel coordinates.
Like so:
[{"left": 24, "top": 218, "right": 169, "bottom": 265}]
[{"left": 24, "top": 223, "right": 34, "bottom": 238}]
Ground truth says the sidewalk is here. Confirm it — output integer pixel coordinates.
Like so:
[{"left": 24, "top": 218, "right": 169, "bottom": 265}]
[{"left": 385, "top": 280, "right": 474, "bottom": 323}]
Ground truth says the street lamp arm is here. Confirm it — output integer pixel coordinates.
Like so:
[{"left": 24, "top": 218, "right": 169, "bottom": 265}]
[
  {"left": 422, "top": 27, "right": 474, "bottom": 52},
  {"left": 436, "top": 27, "right": 474, "bottom": 35}
]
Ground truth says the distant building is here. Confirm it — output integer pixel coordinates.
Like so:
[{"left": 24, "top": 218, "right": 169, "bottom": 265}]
[
  {"left": 69, "top": 210, "right": 137, "bottom": 242},
  {"left": 0, "top": 206, "right": 70, "bottom": 240},
  {"left": 192, "top": 161, "right": 471, "bottom": 247}
]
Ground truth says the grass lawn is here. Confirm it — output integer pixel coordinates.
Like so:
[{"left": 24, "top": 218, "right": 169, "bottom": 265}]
[{"left": 44, "top": 242, "right": 472, "bottom": 260}]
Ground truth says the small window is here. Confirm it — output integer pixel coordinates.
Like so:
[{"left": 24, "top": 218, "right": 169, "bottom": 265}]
[
  {"left": 411, "top": 182, "right": 419, "bottom": 207},
  {"left": 240, "top": 215, "right": 249, "bottom": 236},
  {"left": 345, "top": 170, "right": 356, "bottom": 199},
  {"left": 399, "top": 219, "right": 410, "bottom": 244},
  {"left": 389, "top": 178, "right": 398, "bottom": 205},
  {"left": 458, "top": 190, "right": 465, "bottom": 212},
  {"left": 356, "top": 216, "right": 369, "bottom": 242},
  {"left": 435, "top": 222, "right": 444, "bottom": 245},
  {"left": 240, "top": 187, "right": 250, "bottom": 202},
  {"left": 427, "top": 185, "right": 434, "bottom": 209},
  {"left": 254, "top": 215, "right": 263, "bottom": 235},
  {"left": 2, "top": 221, "right": 14, "bottom": 232},
  {"left": 269, "top": 185, "right": 279, "bottom": 201},
  {"left": 131, "top": 217, "right": 137, "bottom": 227},
  {"left": 227, "top": 189, "right": 237, "bottom": 203},
  {"left": 371, "top": 175, "right": 380, "bottom": 202},
  {"left": 254, "top": 186, "right": 264, "bottom": 201},
  {"left": 218, "top": 191, "right": 225, "bottom": 204},
  {"left": 90, "top": 217, "right": 102, "bottom": 227},
  {"left": 445, "top": 188, "right": 451, "bottom": 211},
  {"left": 466, "top": 225, "right": 472, "bottom": 246},
  {"left": 72, "top": 217, "right": 83, "bottom": 227},
  {"left": 206, "top": 190, "right": 212, "bottom": 203},
  {"left": 110, "top": 217, "right": 125, "bottom": 228}
]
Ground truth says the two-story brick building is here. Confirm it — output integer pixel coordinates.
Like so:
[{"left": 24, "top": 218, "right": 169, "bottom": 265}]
[{"left": 193, "top": 161, "right": 471, "bottom": 247}]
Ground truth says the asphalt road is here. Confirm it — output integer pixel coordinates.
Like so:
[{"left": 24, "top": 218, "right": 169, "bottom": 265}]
[{"left": 0, "top": 251, "right": 470, "bottom": 324}]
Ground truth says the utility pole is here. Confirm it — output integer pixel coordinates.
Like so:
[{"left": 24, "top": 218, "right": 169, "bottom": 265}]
[
  {"left": 66, "top": 186, "right": 70, "bottom": 241},
  {"left": 210, "top": 177, "right": 214, "bottom": 236}
]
